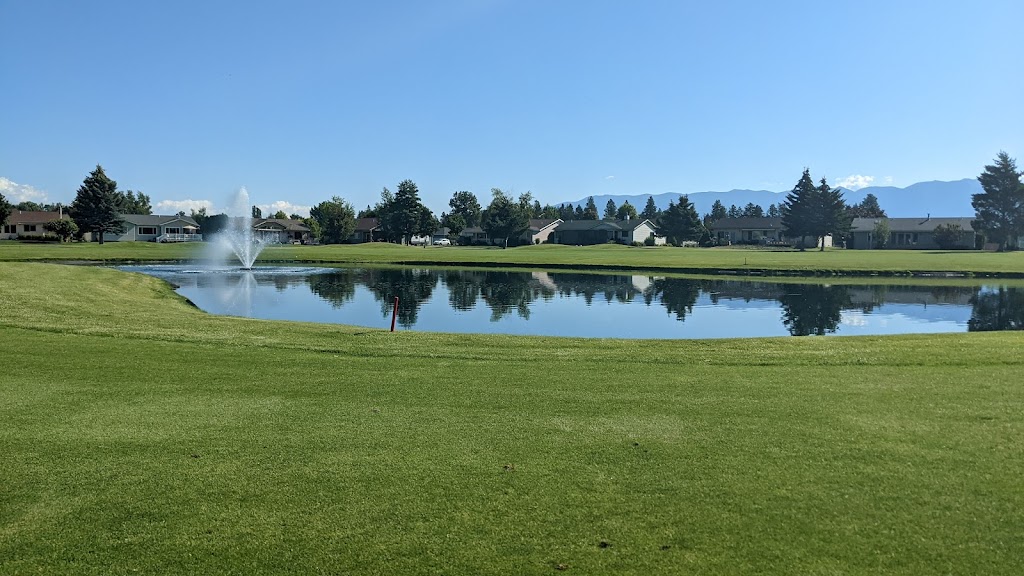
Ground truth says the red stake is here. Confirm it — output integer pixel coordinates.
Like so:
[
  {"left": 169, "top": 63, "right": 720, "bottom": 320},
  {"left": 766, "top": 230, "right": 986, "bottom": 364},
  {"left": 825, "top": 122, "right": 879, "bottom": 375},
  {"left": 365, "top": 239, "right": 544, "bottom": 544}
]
[{"left": 390, "top": 296, "right": 399, "bottom": 332}]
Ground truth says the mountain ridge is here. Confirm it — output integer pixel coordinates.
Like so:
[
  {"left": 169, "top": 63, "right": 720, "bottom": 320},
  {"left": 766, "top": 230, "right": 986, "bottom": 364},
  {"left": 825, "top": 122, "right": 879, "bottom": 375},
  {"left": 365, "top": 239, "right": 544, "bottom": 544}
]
[{"left": 560, "top": 179, "right": 981, "bottom": 218}]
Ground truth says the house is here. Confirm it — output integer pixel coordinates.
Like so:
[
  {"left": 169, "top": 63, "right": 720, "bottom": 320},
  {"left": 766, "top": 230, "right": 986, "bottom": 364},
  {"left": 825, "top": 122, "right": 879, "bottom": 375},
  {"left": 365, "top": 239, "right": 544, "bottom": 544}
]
[
  {"left": 526, "top": 219, "right": 563, "bottom": 244},
  {"left": 1, "top": 210, "right": 71, "bottom": 240},
  {"left": 458, "top": 219, "right": 563, "bottom": 246},
  {"left": 709, "top": 217, "right": 832, "bottom": 248},
  {"left": 550, "top": 219, "right": 665, "bottom": 246},
  {"left": 101, "top": 214, "right": 202, "bottom": 242},
  {"left": 253, "top": 218, "right": 310, "bottom": 244},
  {"left": 350, "top": 218, "right": 381, "bottom": 243},
  {"left": 848, "top": 217, "right": 977, "bottom": 249},
  {"left": 411, "top": 227, "right": 451, "bottom": 245}
]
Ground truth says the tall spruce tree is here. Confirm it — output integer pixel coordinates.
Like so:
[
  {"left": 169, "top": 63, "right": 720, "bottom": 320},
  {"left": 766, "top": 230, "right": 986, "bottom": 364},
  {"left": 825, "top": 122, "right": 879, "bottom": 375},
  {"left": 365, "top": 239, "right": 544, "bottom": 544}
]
[
  {"left": 391, "top": 179, "right": 429, "bottom": 243},
  {"left": 766, "top": 203, "right": 781, "bottom": 218},
  {"left": 709, "top": 200, "right": 727, "bottom": 221},
  {"left": 815, "top": 177, "right": 852, "bottom": 251},
  {"left": 583, "top": 196, "right": 599, "bottom": 220},
  {"left": 69, "top": 165, "right": 124, "bottom": 244},
  {"left": 972, "top": 151, "right": 1024, "bottom": 250},
  {"left": 781, "top": 169, "right": 819, "bottom": 249},
  {"left": 641, "top": 196, "right": 660, "bottom": 221},
  {"left": 603, "top": 199, "right": 617, "bottom": 220}
]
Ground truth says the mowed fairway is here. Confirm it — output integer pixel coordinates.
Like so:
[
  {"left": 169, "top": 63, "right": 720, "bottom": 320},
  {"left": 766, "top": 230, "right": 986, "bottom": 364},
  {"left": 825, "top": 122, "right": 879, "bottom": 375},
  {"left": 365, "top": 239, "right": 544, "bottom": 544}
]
[
  {"left": 1, "top": 262, "right": 1023, "bottom": 575},
  {"left": 4, "top": 241, "right": 1024, "bottom": 276}
]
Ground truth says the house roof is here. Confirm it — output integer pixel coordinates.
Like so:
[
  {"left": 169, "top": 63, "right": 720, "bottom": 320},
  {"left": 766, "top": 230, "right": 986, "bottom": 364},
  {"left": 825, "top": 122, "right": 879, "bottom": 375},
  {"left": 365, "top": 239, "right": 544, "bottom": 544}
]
[
  {"left": 528, "top": 218, "right": 562, "bottom": 232},
  {"left": 121, "top": 214, "right": 200, "bottom": 227},
  {"left": 5, "top": 210, "right": 70, "bottom": 224},
  {"left": 554, "top": 220, "right": 624, "bottom": 232},
  {"left": 355, "top": 217, "right": 380, "bottom": 231},
  {"left": 850, "top": 217, "right": 975, "bottom": 232},
  {"left": 710, "top": 217, "right": 784, "bottom": 231},
  {"left": 254, "top": 218, "right": 309, "bottom": 232}
]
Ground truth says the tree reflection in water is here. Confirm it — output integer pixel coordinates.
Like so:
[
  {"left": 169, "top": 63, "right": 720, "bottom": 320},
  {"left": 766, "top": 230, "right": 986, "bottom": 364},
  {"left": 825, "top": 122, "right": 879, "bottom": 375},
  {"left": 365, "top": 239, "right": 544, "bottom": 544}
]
[
  {"left": 306, "top": 270, "right": 358, "bottom": 307},
  {"left": 643, "top": 277, "right": 702, "bottom": 321},
  {"left": 778, "top": 284, "right": 852, "bottom": 336},
  {"left": 968, "top": 287, "right": 1024, "bottom": 332}
]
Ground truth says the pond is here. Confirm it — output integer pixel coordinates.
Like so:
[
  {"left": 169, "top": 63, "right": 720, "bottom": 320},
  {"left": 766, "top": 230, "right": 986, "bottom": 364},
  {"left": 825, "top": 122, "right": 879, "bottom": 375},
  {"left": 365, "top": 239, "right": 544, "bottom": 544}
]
[{"left": 120, "top": 265, "right": 1024, "bottom": 339}]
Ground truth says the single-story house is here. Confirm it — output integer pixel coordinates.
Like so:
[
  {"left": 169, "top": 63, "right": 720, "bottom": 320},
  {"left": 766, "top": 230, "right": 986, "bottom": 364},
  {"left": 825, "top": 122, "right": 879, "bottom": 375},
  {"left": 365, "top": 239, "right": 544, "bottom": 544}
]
[
  {"left": 253, "top": 218, "right": 310, "bottom": 244},
  {"left": 709, "top": 217, "right": 832, "bottom": 248},
  {"left": 551, "top": 219, "right": 665, "bottom": 246},
  {"left": 411, "top": 227, "right": 451, "bottom": 245},
  {"left": 102, "top": 214, "right": 202, "bottom": 242},
  {"left": 458, "top": 219, "right": 564, "bottom": 246},
  {"left": 1, "top": 210, "right": 71, "bottom": 240},
  {"left": 847, "top": 217, "right": 977, "bottom": 249},
  {"left": 350, "top": 218, "right": 381, "bottom": 243}
]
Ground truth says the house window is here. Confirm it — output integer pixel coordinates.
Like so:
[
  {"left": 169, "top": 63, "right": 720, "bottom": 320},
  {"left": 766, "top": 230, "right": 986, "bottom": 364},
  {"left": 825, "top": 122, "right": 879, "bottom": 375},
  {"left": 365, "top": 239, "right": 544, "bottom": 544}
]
[
  {"left": 23, "top": 224, "right": 37, "bottom": 232},
  {"left": 137, "top": 226, "right": 158, "bottom": 235},
  {"left": 165, "top": 227, "right": 182, "bottom": 235},
  {"left": 2, "top": 225, "right": 14, "bottom": 234}
]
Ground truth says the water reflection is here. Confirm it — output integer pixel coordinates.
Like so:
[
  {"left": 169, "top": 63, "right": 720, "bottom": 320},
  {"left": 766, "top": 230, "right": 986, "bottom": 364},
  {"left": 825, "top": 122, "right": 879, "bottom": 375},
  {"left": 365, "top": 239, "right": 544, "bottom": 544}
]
[{"left": 123, "top": 265, "right": 1024, "bottom": 339}]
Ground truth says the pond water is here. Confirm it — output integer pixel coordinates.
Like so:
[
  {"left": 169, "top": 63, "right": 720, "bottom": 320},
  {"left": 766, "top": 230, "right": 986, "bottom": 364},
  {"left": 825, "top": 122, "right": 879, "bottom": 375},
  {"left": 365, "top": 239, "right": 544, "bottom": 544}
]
[{"left": 120, "top": 265, "right": 1024, "bottom": 339}]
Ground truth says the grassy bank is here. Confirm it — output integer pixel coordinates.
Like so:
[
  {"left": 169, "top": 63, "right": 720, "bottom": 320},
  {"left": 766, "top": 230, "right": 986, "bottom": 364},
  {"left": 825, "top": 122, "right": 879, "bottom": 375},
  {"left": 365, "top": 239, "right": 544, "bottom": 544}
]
[
  {"left": 3, "top": 240, "right": 1024, "bottom": 276},
  {"left": 1, "top": 262, "right": 1022, "bottom": 574}
]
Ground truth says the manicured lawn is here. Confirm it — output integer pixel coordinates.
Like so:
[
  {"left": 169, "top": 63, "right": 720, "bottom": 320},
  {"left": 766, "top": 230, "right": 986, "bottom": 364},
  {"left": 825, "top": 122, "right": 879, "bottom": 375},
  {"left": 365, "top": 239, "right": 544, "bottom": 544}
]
[
  {"left": 3, "top": 240, "right": 1024, "bottom": 276},
  {"left": 1, "top": 262, "right": 1022, "bottom": 574}
]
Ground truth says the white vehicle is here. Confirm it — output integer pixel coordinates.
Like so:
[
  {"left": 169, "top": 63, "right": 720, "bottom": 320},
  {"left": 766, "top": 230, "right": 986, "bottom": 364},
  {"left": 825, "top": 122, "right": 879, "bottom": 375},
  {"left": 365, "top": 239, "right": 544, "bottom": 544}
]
[{"left": 433, "top": 238, "right": 451, "bottom": 246}]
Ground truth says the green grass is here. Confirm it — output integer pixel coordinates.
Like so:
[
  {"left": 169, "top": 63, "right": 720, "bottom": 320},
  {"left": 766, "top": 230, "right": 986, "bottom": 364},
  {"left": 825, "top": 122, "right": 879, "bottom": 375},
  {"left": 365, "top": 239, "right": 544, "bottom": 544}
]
[
  {"left": 3, "top": 240, "right": 1024, "bottom": 276},
  {"left": 1, "top": 262, "right": 1023, "bottom": 574}
]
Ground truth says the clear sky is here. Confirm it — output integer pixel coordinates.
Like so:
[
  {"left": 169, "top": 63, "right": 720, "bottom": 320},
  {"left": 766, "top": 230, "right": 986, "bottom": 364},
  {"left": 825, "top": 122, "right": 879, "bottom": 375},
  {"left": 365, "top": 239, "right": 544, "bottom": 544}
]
[{"left": 2, "top": 0, "right": 1021, "bottom": 217}]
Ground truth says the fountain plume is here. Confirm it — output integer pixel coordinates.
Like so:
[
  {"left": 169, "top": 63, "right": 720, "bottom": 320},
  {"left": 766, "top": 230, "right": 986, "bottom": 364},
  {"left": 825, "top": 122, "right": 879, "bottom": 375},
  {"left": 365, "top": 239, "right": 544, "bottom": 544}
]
[{"left": 213, "top": 187, "right": 266, "bottom": 269}]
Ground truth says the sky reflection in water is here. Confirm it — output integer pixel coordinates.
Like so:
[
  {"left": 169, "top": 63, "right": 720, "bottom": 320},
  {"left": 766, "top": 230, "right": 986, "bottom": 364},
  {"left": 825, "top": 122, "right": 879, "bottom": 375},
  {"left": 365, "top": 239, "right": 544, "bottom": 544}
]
[{"left": 121, "top": 265, "right": 1024, "bottom": 339}]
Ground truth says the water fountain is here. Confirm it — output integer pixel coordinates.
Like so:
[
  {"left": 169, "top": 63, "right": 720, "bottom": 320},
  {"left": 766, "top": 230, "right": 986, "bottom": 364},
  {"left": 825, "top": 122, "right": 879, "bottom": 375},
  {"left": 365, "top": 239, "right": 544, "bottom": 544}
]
[{"left": 213, "top": 187, "right": 266, "bottom": 269}]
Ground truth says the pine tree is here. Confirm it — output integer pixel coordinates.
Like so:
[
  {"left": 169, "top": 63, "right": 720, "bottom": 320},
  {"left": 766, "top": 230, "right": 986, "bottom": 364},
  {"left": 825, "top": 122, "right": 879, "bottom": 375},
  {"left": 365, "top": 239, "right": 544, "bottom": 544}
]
[
  {"left": 815, "top": 177, "right": 852, "bottom": 251},
  {"left": 69, "top": 165, "right": 124, "bottom": 244},
  {"left": 616, "top": 200, "right": 638, "bottom": 221},
  {"left": 781, "top": 169, "right": 818, "bottom": 249},
  {"left": 391, "top": 180, "right": 429, "bottom": 243},
  {"left": 641, "top": 196, "right": 660, "bottom": 221},
  {"left": 660, "top": 195, "right": 703, "bottom": 245},
  {"left": 766, "top": 203, "right": 781, "bottom": 218},
  {"left": 727, "top": 204, "right": 742, "bottom": 219},
  {"left": 742, "top": 203, "right": 764, "bottom": 218},
  {"left": 603, "top": 199, "right": 617, "bottom": 220},
  {"left": 709, "top": 200, "right": 727, "bottom": 221},
  {"left": 972, "top": 151, "right": 1024, "bottom": 250},
  {"left": 583, "top": 197, "right": 599, "bottom": 220}
]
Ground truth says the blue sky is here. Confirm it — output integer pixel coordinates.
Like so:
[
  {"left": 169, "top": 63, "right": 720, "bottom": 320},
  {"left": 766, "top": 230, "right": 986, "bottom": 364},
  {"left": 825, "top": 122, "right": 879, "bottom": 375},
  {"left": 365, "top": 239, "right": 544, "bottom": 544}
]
[{"left": 2, "top": 0, "right": 1021, "bottom": 216}]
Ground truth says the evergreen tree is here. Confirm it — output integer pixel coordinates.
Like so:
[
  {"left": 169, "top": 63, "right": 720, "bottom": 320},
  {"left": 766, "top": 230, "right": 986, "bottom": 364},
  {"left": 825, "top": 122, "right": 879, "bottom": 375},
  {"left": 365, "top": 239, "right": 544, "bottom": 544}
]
[
  {"left": 727, "top": 204, "right": 742, "bottom": 219},
  {"left": 709, "top": 199, "right": 727, "bottom": 221},
  {"left": 849, "top": 193, "right": 886, "bottom": 218},
  {"left": 603, "top": 199, "right": 617, "bottom": 220},
  {"left": 541, "top": 204, "right": 561, "bottom": 219},
  {"left": 574, "top": 204, "right": 585, "bottom": 220},
  {"left": 448, "top": 190, "right": 482, "bottom": 228},
  {"left": 814, "top": 177, "right": 852, "bottom": 251},
  {"left": 781, "top": 169, "right": 819, "bottom": 249},
  {"left": 69, "top": 165, "right": 124, "bottom": 244},
  {"left": 659, "top": 195, "right": 703, "bottom": 245},
  {"left": 310, "top": 196, "right": 357, "bottom": 244},
  {"left": 616, "top": 200, "right": 638, "bottom": 221},
  {"left": 641, "top": 196, "right": 660, "bottom": 221},
  {"left": 742, "top": 203, "right": 764, "bottom": 218},
  {"left": 482, "top": 188, "right": 530, "bottom": 248},
  {"left": 558, "top": 203, "right": 575, "bottom": 221},
  {"left": 972, "top": 151, "right": 1024, "bottom": 250},
  {"left": 583, "top": 196, "right": 599, "bottom": 220},
  {"left": 766, "top": 203, "right": 781, "bottom": 218},
  {"left": 391, "top": 179, "right": 429, "bottom": 243},
  {"left": 252, "top": 205, "right": 262, "bottom": 218}
]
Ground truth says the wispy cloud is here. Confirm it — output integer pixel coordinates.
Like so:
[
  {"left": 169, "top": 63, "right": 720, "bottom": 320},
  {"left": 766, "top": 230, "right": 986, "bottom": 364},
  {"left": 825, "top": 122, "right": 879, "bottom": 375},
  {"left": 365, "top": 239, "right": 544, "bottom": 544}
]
[
  {"left": 258, "top": 200, "right": 310, "bottom": 218},
  {"left": 835, "top": 175, "right": 875, "bottom": 190},
  {"left": 0, "top": 177, "right": 48, "bottom": 203},
  {"left": 604, "top": 175, "right": 615, "bottom": 181},
  {"left": 883, "top": 176, "right": 894, "bottom": 185},
  {"left": 155, "top": 199, "right": 214, "bottom": 214}
]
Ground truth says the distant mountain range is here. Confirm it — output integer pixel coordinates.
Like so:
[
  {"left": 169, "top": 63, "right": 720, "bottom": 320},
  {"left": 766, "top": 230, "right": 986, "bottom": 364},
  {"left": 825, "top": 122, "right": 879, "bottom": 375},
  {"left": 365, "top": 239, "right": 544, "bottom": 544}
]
[{"left": 561, "top": 179, "right": 981, "bottom": 218}]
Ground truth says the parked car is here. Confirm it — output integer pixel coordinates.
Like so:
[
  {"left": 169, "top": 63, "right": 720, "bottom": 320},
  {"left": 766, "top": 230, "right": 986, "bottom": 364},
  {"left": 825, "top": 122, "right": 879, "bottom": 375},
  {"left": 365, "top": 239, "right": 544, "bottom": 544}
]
[{"left": 433, "top": 238, "right": 451, "bottom": 246}]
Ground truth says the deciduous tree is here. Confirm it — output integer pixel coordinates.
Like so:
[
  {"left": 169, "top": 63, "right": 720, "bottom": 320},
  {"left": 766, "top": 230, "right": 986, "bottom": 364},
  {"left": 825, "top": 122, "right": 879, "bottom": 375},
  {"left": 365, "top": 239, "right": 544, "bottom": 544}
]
[
  {"left": 616, "top": 200, "right": 638, "bottom": 221},
  {"left": 0, "top": 192, "right": 11, "bottom": 228},
  {"left": 310, "top": 196, "right": 357, "bottom": 244},
  {"left": 448, "top": 190, "right": 482, "bottom": 228},
  {"left": 482, "top": 188, "right": 530, "bottom": 248},
  {"left": 44, "top": 219, "right": 78, "bottom": 242},
  {"left": 115, "top": 190, "right": 152, "bottom": 215}
]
